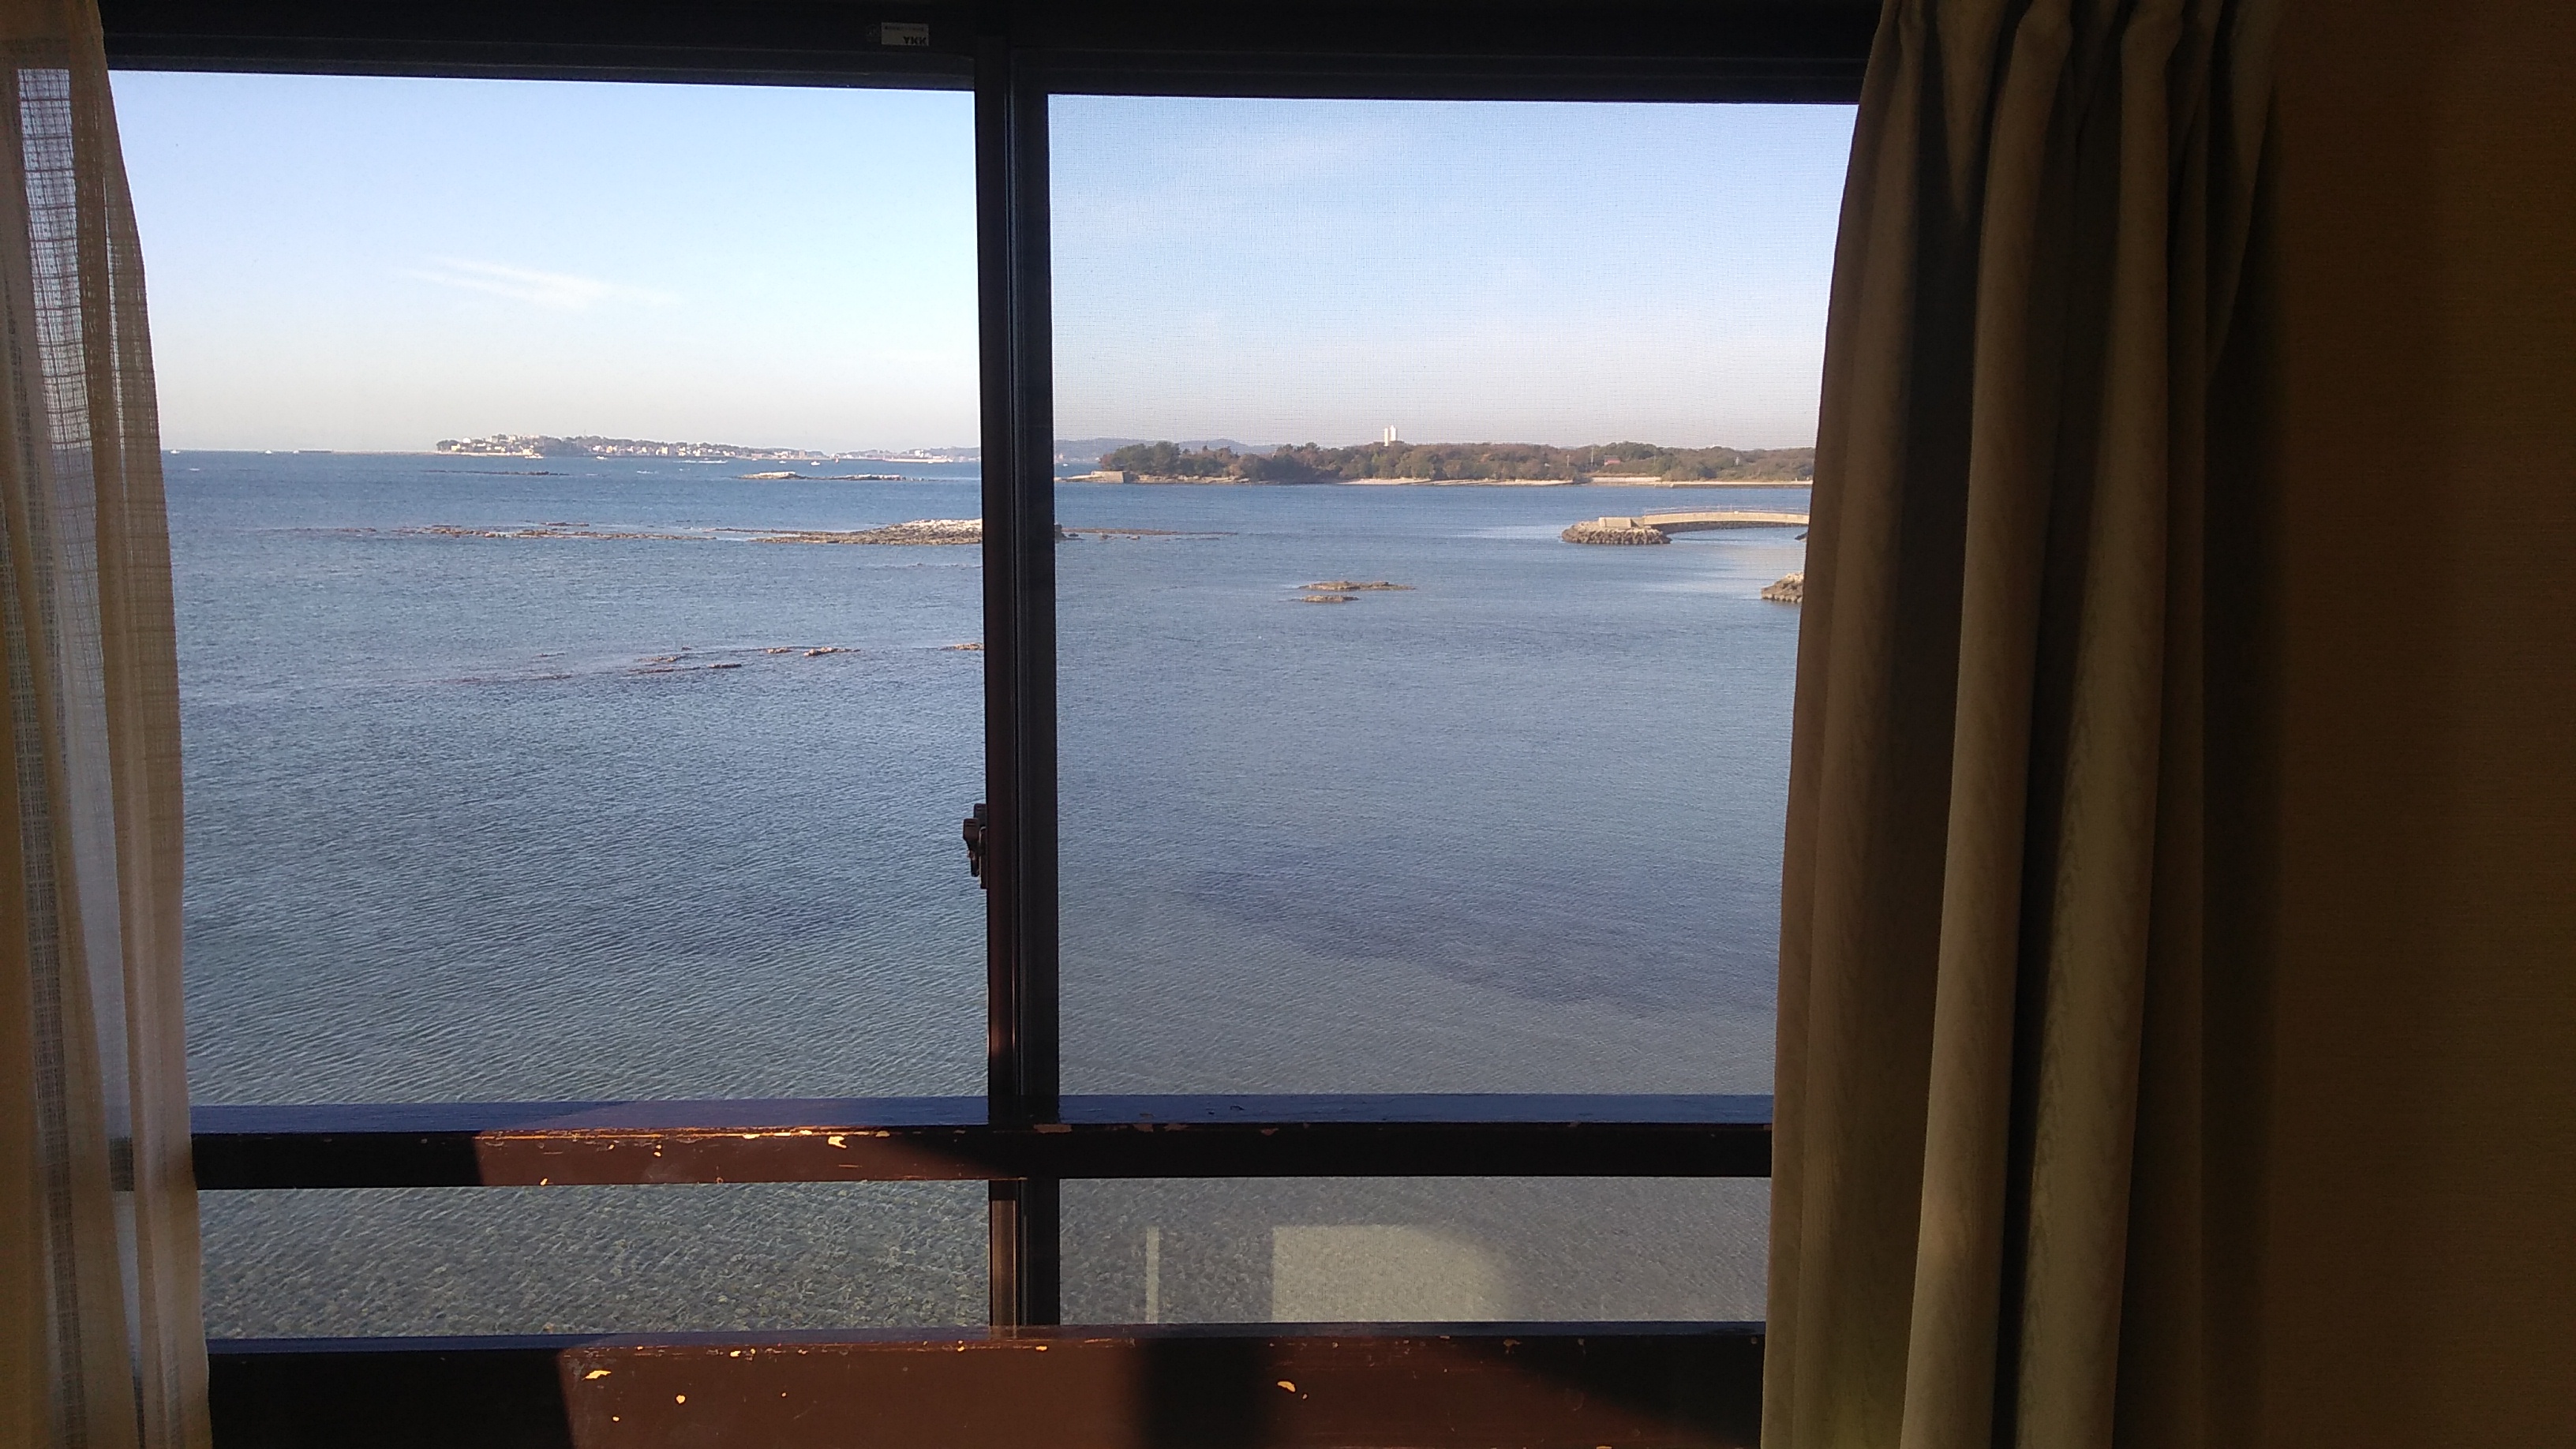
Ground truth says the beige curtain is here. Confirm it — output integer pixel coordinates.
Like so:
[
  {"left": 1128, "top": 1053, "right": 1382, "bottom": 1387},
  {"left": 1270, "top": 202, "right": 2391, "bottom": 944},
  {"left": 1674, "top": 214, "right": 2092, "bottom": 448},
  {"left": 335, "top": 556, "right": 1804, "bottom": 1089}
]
[
  {"left": 1765, "top": 0, "right": 2278, "bottom": 1446},
  {"left": 0, "top": 0, "right": 204, "bottom": 1444}
]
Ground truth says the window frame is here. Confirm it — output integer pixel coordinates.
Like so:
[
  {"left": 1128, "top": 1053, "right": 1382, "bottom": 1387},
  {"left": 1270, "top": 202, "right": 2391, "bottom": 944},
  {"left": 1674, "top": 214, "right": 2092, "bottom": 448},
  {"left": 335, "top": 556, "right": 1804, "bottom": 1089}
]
[{"left": 114, "top": 0, "right": 1867, "bottom": 1440}]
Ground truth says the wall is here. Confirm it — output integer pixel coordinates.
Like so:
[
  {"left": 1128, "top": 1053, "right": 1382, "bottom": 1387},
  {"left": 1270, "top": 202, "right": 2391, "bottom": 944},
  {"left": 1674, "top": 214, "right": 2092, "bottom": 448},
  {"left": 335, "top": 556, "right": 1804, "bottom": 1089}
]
[{"left": 2251, "top": 0, "right": 2575, "bottom": 1440}]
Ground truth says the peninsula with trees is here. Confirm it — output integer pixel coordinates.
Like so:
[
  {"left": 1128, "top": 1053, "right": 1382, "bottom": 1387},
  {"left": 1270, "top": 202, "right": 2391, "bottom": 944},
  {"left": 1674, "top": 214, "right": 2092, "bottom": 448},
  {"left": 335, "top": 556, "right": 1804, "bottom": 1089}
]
[{"left": 1085, "top": 440, "right": 1814, "bottom": 485}]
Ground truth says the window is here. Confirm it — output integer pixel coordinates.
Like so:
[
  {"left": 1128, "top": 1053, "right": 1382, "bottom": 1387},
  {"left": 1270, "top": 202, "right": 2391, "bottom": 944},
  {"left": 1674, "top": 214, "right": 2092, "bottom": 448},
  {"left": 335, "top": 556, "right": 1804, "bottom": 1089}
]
[
  {"left": 125, "top": 69, "right": 995, "bottom": 1335},
  {"left": 1050, "top": 96, "right": 1840, "bottom": 1101},
  {"left": 1045, "top": 93, "right": 1845, "bottom": 1328},
  {"left": 111, "top": 3, "right": 1872, "bottom": 1443}
]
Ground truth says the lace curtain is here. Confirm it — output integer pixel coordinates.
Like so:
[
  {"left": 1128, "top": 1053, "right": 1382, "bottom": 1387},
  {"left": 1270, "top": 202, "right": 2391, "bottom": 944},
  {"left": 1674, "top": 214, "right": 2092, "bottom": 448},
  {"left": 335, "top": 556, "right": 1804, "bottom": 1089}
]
[{"left": 0, "top": 0, "right": 205, "bottom": 1443}]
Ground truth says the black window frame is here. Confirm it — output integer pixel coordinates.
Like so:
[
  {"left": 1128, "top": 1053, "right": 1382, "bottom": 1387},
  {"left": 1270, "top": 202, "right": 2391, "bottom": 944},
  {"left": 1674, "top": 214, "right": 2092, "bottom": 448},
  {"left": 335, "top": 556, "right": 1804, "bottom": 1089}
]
[{"left": 116, "top": 2, "right": 1870, "bottom": 1442}]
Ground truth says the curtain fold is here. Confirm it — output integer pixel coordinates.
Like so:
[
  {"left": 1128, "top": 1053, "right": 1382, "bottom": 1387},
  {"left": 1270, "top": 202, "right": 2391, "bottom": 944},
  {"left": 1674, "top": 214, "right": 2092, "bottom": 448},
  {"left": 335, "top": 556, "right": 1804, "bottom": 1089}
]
[
  {"left": 1765, "top": 0, "right": 2277, "bottom": 1445},
  {"left": 0, "top": 0, "right": 204, "bottom": 1445}
]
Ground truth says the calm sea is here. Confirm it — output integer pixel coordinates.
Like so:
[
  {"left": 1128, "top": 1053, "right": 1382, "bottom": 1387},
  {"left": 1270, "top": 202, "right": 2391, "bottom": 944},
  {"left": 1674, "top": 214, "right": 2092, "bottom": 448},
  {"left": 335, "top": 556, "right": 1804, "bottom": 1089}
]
[{"left": 171, "top": 451, "right": 1802, "bottom": 1334}]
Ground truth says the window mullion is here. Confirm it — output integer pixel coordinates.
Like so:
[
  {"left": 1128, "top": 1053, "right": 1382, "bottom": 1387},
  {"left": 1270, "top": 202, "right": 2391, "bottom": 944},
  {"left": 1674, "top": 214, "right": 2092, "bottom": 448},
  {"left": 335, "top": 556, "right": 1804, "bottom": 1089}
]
[{"left": 975, "top": 23, "right": 1061, "bottom": 1327}]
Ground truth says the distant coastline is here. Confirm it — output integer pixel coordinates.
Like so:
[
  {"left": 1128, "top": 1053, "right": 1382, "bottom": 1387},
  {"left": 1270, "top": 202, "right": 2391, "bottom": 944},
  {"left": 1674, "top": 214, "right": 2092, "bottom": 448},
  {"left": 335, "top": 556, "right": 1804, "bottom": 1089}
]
[
  {"left": 1074, "top": 473, "right": 1810, "bottom": 489},
  {"left": 1080, "top": 440, "right": 1814, "bottom": 486},
  {"left": 265, "top": 435, "right": 1825, "bottom": 485},
  {"left": 432, "top": 433, "right": 975, "bottom": 465}
]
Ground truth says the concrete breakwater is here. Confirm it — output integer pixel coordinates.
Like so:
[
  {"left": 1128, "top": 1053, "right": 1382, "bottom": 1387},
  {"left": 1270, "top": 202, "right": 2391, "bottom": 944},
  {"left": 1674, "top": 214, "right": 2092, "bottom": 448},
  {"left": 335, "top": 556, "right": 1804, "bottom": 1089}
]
[
  {"left": 1561, "top": 518, "right": 1671, "bottom": 545},
  {"left": 1560, "top": 509, "right": 1810, "bottom": 545}
]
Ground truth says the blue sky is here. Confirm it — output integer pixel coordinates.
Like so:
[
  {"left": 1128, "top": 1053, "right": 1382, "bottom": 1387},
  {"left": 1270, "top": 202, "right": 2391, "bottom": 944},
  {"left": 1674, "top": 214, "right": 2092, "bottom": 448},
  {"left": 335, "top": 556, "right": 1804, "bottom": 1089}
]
[
  {"left": 110, "top": 74, "right": 1852, "bottom": 452},
  {"left": 1054, "top": 98, "right": 1854, "bottom": 450}
]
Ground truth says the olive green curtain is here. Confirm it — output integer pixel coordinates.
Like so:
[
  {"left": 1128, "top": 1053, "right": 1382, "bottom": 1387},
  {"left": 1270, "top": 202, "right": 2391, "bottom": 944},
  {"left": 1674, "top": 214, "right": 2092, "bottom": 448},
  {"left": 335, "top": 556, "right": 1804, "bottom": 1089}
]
[
  {"left": 1765, "top": 0, "right": 2278, "bottom": 1445},
  {"left": 0, "top": 0, "right": 205, "bottom": 1444}
]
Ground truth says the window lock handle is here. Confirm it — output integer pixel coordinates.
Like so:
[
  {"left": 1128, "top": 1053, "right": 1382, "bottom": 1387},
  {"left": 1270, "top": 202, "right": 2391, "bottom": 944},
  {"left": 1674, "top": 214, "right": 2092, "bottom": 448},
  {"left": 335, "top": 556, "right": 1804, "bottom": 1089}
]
[{"left": 963, "top": 802, "right": 989, "bottom": 887}]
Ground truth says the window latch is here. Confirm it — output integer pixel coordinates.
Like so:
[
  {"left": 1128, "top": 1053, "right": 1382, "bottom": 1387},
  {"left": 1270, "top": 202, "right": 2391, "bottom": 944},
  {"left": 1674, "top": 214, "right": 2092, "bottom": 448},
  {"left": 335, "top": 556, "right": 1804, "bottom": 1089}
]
[{"left": 963, "top": 802, "right": 989, "bottom": 887}]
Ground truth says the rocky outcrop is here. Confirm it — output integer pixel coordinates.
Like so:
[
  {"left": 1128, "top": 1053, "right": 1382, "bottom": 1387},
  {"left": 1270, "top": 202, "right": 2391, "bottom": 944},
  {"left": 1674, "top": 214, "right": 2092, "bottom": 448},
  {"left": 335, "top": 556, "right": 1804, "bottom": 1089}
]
[
  {"left": 757, "top": 519, "right": 980, "bottom": 545},
  {"left": 405, "top": 523, "right": 699, "bottom": 541},
  {"left": 1560, "top": 518, "right": 1671, "bottom": 545},
  {"left": 1761, "top": 572, "right": 1806, "bottom": 603}
]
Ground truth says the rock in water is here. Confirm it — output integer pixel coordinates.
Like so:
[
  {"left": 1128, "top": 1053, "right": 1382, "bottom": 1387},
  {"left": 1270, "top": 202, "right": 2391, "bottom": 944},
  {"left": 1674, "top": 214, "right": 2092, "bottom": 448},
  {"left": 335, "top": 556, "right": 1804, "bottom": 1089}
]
[
  {"left": 757, "top": 519, "right": 980, "bottom": 545},
  {"left": 1762, "top": 572, "right": 1806, "bottom": 603}
]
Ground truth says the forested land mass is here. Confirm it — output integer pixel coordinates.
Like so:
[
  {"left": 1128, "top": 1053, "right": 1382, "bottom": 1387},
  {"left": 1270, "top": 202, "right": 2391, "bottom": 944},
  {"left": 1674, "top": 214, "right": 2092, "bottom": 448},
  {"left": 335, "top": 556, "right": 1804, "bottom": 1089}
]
[{"left": 1094, "top": 440, "right": 1814, "bottom": 482}]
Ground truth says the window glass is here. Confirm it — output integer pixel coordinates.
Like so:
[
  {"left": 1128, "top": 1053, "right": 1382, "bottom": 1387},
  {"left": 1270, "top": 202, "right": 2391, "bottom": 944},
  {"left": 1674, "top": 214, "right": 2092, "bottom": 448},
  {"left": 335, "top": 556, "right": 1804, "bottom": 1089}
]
[
  {"left": 200, "top": 1184, "right": 987, "bottom": 1336},
  {"left": 119, "top": 70, "right": 986, "bottom": 1335},
  {"left": 116, "top": 73, "right": 985, "bottom": 1103},
  {"left": 1063, "top": 1178, "right": 1769, "bottom": 1324},
  {"left": 1050, "top": 98, "right": 1853, "bottom": 1095}
]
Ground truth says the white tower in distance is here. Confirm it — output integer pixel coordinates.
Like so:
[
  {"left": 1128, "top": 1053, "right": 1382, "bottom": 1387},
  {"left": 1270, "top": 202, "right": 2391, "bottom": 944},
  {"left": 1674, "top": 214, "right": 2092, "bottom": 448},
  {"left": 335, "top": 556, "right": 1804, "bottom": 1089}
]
[{"left": 1382, "top": 425, "right": 1398, "bottom": 445}]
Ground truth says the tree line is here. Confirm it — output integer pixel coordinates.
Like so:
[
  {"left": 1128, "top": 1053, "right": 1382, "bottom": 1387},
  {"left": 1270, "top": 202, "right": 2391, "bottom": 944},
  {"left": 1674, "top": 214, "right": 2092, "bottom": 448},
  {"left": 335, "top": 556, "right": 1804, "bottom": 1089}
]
[{"left": 1094, "top": 440, "right": 1814, "bottom": 482}]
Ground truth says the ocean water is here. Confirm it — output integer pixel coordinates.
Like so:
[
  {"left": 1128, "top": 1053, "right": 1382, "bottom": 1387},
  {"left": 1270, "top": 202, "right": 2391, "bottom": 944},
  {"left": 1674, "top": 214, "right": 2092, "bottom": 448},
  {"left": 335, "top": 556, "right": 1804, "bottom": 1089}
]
[
  {"left": 174, "top": 452, "right": 992, "bottom": 1104},
  {"left": 172, "top": 451, "right": 1803, "bottom": 1333},
  {"left": 1058, "top": 481, "right": 1802, "bottom": 1096}
]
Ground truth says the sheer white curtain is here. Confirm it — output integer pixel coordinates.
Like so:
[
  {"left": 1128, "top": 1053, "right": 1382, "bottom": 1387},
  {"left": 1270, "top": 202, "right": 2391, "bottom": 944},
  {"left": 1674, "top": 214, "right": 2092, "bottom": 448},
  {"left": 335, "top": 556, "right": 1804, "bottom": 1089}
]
[
  {"left": 1765, "top": 0, "right": 2278, "bottom": 1445},
  {"left": 0, "top": 0, "right": 204, "bottom": 1445}
]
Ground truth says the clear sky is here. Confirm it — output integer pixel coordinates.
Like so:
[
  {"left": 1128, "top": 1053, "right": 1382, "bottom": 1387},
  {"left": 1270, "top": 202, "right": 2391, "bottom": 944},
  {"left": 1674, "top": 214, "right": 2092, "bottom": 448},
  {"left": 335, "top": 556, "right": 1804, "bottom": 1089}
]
[
  {"left": 110, "top": 73, "right": 1853, "bottom": 453},
  {"left": 1053, "top": 97, "right": 1855, "bottom": 451},
  {"left": 111, "top": 73, "right": 980, "bottom": 453}
]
